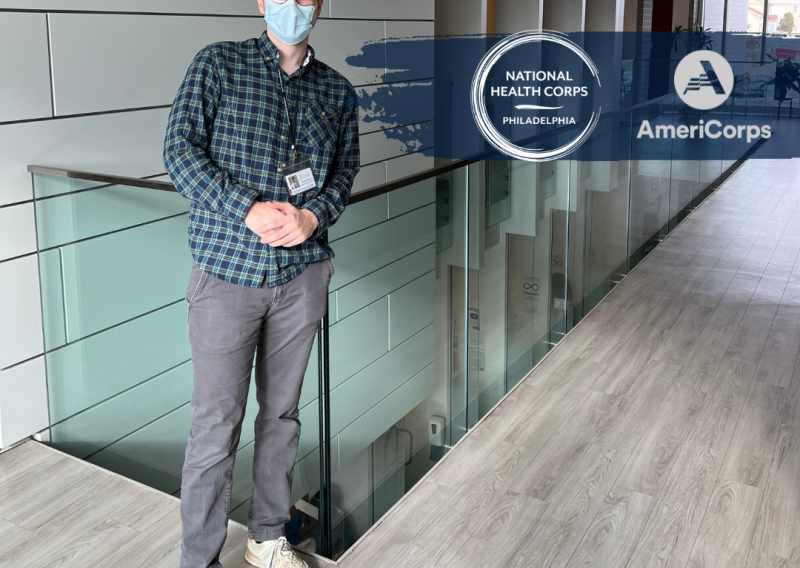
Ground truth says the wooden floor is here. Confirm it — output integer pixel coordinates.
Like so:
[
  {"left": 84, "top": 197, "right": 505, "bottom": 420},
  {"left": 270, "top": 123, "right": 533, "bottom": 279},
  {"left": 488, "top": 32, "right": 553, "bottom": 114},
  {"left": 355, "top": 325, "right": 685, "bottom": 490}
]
[
  {"left": 0, "top": 441, "right": 331, "bottom": 568},
  {"left": 336, "top": 158, "right": 800, "bottom": 568},
  {"left": 4, "top": 158, "right": 800, "bottom": 568}
]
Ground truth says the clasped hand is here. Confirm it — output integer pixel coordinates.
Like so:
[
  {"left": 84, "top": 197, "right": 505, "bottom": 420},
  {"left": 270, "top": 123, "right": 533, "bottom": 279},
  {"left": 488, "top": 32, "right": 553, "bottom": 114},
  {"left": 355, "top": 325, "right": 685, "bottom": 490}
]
[{"left": 244, "top": 201, "right": 319, "bottom": 248}]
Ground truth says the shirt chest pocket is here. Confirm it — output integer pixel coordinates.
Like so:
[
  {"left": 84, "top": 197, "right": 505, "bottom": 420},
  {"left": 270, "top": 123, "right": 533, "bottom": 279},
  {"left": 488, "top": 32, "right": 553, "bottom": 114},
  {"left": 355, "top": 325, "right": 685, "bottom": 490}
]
[{"left": 303, "top": 99, "right": 340, "bottom": 150}]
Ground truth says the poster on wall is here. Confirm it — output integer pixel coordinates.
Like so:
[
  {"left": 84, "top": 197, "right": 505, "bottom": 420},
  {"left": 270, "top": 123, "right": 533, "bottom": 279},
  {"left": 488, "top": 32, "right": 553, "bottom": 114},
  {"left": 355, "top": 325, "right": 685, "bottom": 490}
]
[
  {"left": 467, "top": 308, "right": 485, "bottom": 371},
  {"left": 524, "top": 277, "right": 540, "bottom": 314}
]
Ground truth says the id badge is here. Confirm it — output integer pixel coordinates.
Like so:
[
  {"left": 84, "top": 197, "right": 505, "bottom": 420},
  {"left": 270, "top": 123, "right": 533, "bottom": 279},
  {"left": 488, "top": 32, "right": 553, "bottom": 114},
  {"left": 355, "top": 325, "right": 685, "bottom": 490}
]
[{"left": 283, "top": 154, "right": 318, "bottom": 196}]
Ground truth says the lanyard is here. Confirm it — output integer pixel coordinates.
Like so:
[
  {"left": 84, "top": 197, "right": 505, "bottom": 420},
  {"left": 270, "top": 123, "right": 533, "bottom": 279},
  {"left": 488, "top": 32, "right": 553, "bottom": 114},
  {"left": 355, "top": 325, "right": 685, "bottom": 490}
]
[{"left": 277, "top": 71, "right": 299, "bottom": 163}]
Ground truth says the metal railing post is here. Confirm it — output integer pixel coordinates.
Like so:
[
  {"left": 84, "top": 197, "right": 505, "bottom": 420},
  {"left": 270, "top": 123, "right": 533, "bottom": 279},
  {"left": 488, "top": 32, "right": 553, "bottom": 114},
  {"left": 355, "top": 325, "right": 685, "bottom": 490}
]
[{"left": 317, "top": 309, "right": 332, "bottom": 558}]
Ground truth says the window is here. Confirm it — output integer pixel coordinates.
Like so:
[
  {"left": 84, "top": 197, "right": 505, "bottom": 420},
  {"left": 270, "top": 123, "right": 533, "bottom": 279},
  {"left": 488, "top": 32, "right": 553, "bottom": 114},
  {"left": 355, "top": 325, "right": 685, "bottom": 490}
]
[
  {"left": 795, "top": 5, "right": 798, "bottom": 12},
  {"left": 769, "top": 22, "right": 775, "bottom": 30}
]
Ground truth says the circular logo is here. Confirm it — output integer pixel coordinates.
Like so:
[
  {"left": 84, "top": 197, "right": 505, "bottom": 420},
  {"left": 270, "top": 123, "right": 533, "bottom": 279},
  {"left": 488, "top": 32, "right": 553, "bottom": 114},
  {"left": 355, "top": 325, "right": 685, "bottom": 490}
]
[
  {"left": 470, "top": 31, "right": 602, "bottom": 162},
  {"left": 674, "top": 51, "right": 734, "bottom": 110}
]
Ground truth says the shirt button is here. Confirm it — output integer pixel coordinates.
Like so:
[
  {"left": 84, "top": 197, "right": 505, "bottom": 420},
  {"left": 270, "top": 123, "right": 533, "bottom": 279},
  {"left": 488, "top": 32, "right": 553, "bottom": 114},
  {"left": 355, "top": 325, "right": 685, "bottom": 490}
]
[
  {"left": 281, "top": 135, "right": 286, "bottom": 141},
  {"left": 321, "top": 111, "right": 326, "bottom": 117}
]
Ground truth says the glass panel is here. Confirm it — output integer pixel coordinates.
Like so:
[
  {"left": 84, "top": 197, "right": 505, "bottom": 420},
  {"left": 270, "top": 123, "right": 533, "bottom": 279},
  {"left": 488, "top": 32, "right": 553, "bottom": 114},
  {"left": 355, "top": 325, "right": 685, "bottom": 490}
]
[
  {"left": 485, "top": 160, "right": 512, "bottom": 229},
  {"left": 323, "top": 170, "right": 468, "bottom": 557},
  {"left": 670, "top": 97, "right": 702, "bottom": 227},
  {"left": 467, "top": 160, "right": 509, "bottom": 428},
  {"left": 568, "top": 111, "right": 633, "bottom": 327},
  {"left": 726, "top": 0, "right": 766, "bottom": 66},
  {"left": 32, "top": 172, "right": 324, "bottom": 553},
  {"left": 629, "top": 97, "right": 675, "bottom": 267},
  {"left": 503, "top": 129, "right": 574, "bottom": 394},
  {"left": 698, "top": 108, "right": 725, "bottom": 200}
]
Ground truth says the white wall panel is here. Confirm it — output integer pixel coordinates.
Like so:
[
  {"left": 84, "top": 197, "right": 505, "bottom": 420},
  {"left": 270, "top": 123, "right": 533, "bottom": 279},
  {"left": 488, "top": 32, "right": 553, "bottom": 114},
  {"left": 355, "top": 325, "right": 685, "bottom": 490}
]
[
  {"left": 389, "top": 271, "right": 435, "bottom": 348},
  {"left": 357, "top": 82, "right": 434, "bottom": 134},
  {"left": 0, "top": 108, "right": 169, "bottom": 206},
  {"left": 0, "top": 203, "right": 37, "bottom": 261},
  {"left": 0, "top": 357, "right": 48, "bottom": 448},
  {"left": 351, "top": 162, "right": 386, "bottom": 194},
  {"left": 337, "top": 362, "right": 435, "bottom": 466},
  {"left": 437, "top": 0, "right": 483, "bottom": 35},
  {"left": 0, "top": 256, "right": 44, "bottom": 370},
  {"left": 360, "top": 120, "right": 433, "bottom": 165},
  {"left": 388, "top": 178, "right": 435, "bottom": 217},
  {"left": 543, "top": 0, "right": 585, "bottom": 32},
  {"left": 386, "top": 151, "right": 434, "bottom": 182},
  {"left": 495, "top": 0, "right": 543, "bottom": 33},
  {"left": 329, "top": 0, "right": 434, "bottom": 20},
  {"left": 311, "top": 19, "right": 386, "bottom": 86},
  {"left": 330, "top": 194, "right": 388, "bottom": 241},
  {"left": 385, "top": 21, "right": 434, "bottom": 79},
  {"left": 49, "top": 14, "right": 266, "bottom": 116},
  {"left": 0, "top": 13, "right": 52, "bottom": 123}
]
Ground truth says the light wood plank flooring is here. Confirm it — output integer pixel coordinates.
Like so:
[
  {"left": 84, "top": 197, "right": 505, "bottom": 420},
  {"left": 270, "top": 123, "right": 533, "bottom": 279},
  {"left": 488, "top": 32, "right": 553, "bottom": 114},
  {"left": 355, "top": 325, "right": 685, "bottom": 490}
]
[
  {"left": 0, "top": 441, "right": 332, "bottom": 568},
  {"left": 336, "top": 158, "right": 800, "bottom": 568}
]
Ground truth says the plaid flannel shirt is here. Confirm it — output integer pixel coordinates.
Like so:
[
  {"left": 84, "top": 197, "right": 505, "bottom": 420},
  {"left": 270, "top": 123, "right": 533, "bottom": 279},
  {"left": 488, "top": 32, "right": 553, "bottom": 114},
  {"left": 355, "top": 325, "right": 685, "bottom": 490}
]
[{"left": 164, "top": 31, "right": 360, "bottom": 288}]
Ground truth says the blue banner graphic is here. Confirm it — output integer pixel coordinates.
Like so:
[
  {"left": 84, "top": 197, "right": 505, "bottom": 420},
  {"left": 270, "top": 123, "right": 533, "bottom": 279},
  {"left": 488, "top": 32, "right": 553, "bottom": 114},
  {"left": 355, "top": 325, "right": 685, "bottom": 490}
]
[{"left": 345, "top": 31, "right": 800, "bottom": 161}]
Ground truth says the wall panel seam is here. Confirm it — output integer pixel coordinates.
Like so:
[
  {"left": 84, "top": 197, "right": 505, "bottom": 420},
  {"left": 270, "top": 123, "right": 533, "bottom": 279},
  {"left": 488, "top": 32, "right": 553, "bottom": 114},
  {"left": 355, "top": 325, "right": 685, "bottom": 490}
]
[
  {"left": 49, "top": 357, "right": 192, "bottom": 427},
  {"left": 45, "top": 298, "right": 185, "bottom": 352},
  {"left": 82, "top": 399, "right": 191, "bottom": 463},
  {"left": 0, "top": 352, "right": 44, "bottom": 373},
  {"left": 329, "top": 261, "right": 436, "bottom": 323},
  {"left": 37, "top": 211, "right": 189, "bottom": 253},
  {"left": 46, "top": 13, "right": 56, "bottom": 117},
  {"left": 329, "top": 204, "right": 435, "bottom": 244},
  {"left": 0, "top": 251, "right": 38, "bottom": 266},
  {"left": 32, "top": 172, "right": 171, "bottom": 202},
  {"left": 360, "top": 149, "right": 433, "bottom": 170},
  {"left": 0, "top": 72, "right": 432, "bottom": 126},
  {"left": 0, "top": 199, "right": 33, "bottom": 211},
  {"left": 0, "top": 9, "right": 432, "bottom": 22},
  {"left": 360, "top": 115, "right": 435, "bottom": 137},
  {"left": 0, "top": 251, "right": 36, "bottom": 266},
  {"left": 332, "top": 358, "right": 435, "bottom": 433},
  {"left": 0, "top": 104, "right": 172, "bottom": 127}
]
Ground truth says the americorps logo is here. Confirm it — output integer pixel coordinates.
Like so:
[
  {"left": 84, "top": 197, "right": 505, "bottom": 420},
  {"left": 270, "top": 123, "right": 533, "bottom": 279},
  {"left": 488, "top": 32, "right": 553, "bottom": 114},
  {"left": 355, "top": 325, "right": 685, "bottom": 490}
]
[
  {"left": 675, "top": 51, "right": 734, "bottom": 110},
  {"left": 638, "top": 50, "right": 771, "bottom": 143},
  {"left": 471, "top": 31, "right": 602, "bottom": 162}
]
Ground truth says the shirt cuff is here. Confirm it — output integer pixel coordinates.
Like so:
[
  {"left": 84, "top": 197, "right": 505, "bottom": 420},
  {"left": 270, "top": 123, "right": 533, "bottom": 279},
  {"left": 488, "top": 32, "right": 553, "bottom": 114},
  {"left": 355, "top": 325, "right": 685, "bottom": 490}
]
[
  {"left": 302, "top": 199, "right": 330, "bottom": 239},
  {"left": 221, "top": 182, "right": 259, "bottom": 223}
]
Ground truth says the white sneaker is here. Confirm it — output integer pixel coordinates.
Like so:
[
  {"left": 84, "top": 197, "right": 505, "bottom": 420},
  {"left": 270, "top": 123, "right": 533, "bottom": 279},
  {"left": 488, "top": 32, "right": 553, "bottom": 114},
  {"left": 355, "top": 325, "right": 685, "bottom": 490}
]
[{"left": 245, "top": 536, "right": 308, "bottom": 568}]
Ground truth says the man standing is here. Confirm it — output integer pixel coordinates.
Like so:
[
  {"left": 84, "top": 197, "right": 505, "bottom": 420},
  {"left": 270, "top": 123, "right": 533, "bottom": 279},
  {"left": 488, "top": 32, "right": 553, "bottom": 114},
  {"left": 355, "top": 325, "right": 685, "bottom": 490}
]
[{"left": 163, "top": 0, "right": 359, "bottom": 566}]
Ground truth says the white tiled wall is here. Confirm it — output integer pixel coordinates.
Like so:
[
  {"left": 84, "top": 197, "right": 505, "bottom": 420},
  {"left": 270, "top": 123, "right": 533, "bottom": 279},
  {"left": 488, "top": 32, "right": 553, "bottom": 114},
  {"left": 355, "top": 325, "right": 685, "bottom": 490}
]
[
  {"left": 0, "top": 13, "right": 52, "bottom": 123},
  {"left": 0, "top": 0, "right": 435, "bottom": 448},
  {"left": 0, "top": 255, "right": 45, "bottom": 370},
  {"left": 0, "top": 358, "right": 49, "bottom": 449}
]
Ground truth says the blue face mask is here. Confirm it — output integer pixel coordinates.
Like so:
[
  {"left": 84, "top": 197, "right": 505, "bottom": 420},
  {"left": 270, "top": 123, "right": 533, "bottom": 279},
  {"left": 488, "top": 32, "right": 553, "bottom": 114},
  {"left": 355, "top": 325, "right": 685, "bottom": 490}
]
[{"left": 264, "top": 1, "right": 316, "bottom": 46}]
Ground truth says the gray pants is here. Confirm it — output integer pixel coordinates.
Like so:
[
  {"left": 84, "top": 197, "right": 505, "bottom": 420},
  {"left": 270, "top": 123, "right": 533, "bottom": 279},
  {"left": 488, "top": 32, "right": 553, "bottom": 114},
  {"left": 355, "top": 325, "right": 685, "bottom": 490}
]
[{"left": 179, "top": 259, "right": 332, "bottom": 568}]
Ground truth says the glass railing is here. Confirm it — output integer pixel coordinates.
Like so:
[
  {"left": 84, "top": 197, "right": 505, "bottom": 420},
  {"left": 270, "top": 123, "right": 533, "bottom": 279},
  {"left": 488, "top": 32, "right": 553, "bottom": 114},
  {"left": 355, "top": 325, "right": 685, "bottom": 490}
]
[{"left": 28, "top": 88, "right": 772, "bottom": 561}]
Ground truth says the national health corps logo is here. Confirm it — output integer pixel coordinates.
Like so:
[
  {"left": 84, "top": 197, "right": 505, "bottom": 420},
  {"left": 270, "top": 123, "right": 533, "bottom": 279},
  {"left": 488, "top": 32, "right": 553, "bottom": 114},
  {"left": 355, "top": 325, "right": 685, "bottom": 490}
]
[
  {"left": 470, "top": 31, "right": 602, "bottom": 162},
  {"left": 674, "top": 51, "right": 734, "bottom": 110}
]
